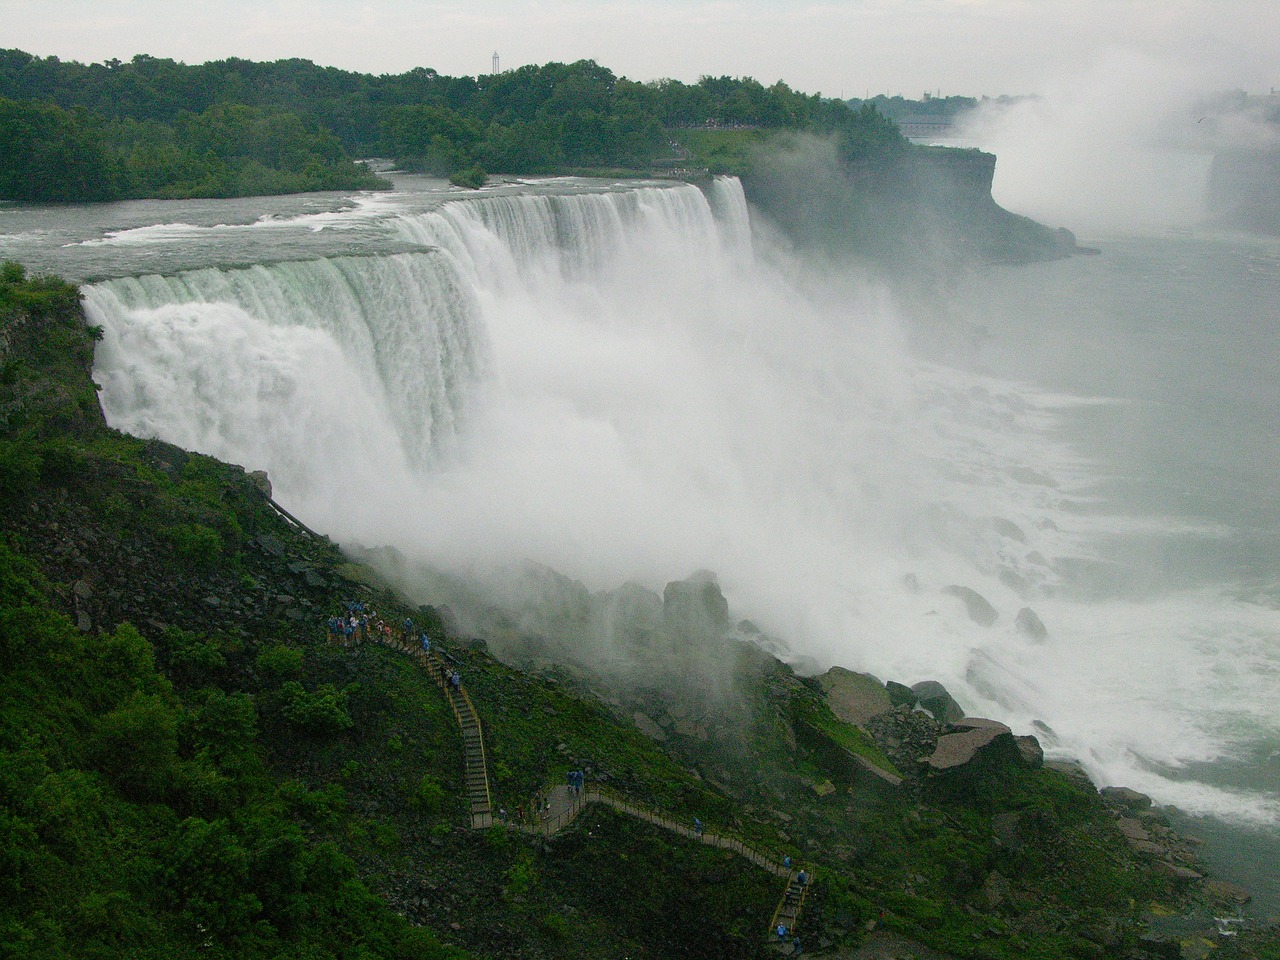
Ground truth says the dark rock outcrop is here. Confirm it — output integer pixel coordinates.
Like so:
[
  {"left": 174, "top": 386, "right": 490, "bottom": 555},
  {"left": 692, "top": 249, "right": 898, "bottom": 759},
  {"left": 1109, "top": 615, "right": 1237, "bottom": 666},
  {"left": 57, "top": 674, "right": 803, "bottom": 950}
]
[
  {"left": 924, "top": 718, "right": 1018, "bottom": 773},
  {"left": 818, "top": 666, "right": 894, "bottom": 725},
  {"left": 943, "top": 585, "right": 998, "bottom": 627},
  {"left": 663, "top": 571, "right": 730, "bottom": 631},
  {"left": 885, "top": 680, "right": 916, "bottom": 706},
  {"left": 911, "top": 680, "right": 965, "bottom": 724},
  {"left": 1014, "top": 606, "right": 1047, "bottom": 641},
  {"left": 1014, "top": 734, "right": 1044, "bottom": 768}
]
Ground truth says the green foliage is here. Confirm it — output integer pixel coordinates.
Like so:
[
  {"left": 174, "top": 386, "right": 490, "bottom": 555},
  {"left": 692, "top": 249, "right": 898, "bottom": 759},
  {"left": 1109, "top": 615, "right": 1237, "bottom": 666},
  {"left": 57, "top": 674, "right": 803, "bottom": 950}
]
[
  {"left": 448, "top": 166, "right": 487, "bottom": 189},
  {"left": 0, "top": 97, "right": 122, "bottom": 201},
  {"left": 0, "top": 95, "right": 384, "bottom": 203},
  {"left": 0, "top": 539, "right": 45, "bottom": 610},
  {"left": 255, "top": 644, "right": 304, "bottom": 679},
  {"left": 0, "top": 49, "right": 904, "bottom": 191},
  {"left": 278, "top": 681, "right": 353, "bottom": 735},
  {"left": 0, "top": 440, "right": 42, "bottom": 498},
  {"left": 838, "top": 102, "right": 909, "bottom": 164},
  {"left": 409, "top": 773, "right": 447, "bottom": 815},
  {"left": 503, "top": 854, "right": 537, "bottom": 898},
  {"left": 160, "top": 625, "right": 227, "bottom": 679},
  {"left": 159, "top": 523, "right": 224, "bottom": 569},
  {"left": 536, "top": 911, "right": 570, "bottom": 940},
  {"left": 675, "top": 127, "right": 773, "bottom": 176},
  {"left": 90, "top": 691, "right": 181, "bottom": 802}
]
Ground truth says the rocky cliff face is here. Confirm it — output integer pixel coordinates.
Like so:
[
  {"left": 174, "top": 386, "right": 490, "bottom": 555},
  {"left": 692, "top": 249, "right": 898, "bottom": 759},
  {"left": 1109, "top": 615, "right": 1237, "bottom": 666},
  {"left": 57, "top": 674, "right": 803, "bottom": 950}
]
[{"left": 740, "top": 139, "right": 1081, "bottom": 267}]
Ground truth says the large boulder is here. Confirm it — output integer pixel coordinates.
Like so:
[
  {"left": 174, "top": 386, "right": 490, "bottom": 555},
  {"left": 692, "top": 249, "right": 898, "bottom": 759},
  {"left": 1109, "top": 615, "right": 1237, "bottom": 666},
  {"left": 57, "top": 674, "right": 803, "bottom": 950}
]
[
  {"left": 632, "top": 712, "right": 667, "bottom": 742},
  {"left": 911, "top": 680, "right": 966, "bottom": 724},
  {"left": 663, "top": 571, "right": 730, "bottom": 632},
  {"left": 924, "top": 718, "right": 1018, "bottom": 773},
  {"left": 1015, "top": 606, "right": 1048, "bottom": 641},
  {"left": 1014, "top": 734, "right": 1044, "bottom": 768},
  {"left": 818, "top": 666, "right": 894, "bottom": 726},
  {"left": 248, "top": 469, "right": 272, "bottom": 500},
  {"left": 885, "top": 680, "right": 916, "bottom": 706},
  {"left": 943, "top": 585, "right": 998, "bottom": 627}
]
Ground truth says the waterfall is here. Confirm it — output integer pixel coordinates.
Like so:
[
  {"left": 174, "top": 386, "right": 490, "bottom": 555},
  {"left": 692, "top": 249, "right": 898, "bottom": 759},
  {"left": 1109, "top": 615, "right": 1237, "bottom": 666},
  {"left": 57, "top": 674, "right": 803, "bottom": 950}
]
[
  {"left": 84, "top": 178, "right": 763, "bottom": 537},
  {"left": 82, "top": 176, "right": 1280, "bottom": 830}
]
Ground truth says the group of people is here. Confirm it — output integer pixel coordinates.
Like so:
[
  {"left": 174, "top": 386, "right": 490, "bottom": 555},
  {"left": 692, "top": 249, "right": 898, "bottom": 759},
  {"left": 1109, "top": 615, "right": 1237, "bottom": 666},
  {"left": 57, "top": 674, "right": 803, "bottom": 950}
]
[
  {"left": 326, "top": 600, "right": 382, "bottom": 645},
  {"left": 327, "top": 604, "right": 437, "bottom": 654},
  {"left": 566, "top": 769, "right": 586, "bottom": 795}
]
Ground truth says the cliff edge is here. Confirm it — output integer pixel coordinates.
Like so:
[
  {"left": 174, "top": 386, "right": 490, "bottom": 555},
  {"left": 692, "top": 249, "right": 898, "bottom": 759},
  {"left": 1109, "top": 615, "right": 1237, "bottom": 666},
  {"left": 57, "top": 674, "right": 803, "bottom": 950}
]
[{"left": 742, "top": 139, "right": 1083, "bottom": 267}]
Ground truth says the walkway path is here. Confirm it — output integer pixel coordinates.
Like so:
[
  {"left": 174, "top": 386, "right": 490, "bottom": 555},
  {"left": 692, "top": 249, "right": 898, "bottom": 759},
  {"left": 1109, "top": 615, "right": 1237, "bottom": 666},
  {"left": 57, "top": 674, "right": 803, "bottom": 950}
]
[{"left": 374, "top": 631, "right": 812, "bottom": 937}]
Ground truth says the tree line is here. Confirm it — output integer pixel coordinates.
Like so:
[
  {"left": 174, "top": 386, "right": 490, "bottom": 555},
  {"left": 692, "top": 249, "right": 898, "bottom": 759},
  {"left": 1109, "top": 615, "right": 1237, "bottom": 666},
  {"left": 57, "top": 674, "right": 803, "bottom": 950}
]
[{"left": 0, "top": 49, "right": 906, "bottom": 202}]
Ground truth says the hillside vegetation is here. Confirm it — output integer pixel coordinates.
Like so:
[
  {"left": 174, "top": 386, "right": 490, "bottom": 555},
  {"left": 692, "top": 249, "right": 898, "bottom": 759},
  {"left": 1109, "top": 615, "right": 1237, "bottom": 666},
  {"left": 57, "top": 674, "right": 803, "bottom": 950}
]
[{"left": 0, "top": 50, "right": 903, "bottom": 200}]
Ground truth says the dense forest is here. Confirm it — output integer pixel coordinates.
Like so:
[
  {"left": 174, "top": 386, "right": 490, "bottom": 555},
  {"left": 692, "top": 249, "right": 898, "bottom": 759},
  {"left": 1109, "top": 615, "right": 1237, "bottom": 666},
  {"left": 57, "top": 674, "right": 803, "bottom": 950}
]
[{"left": 0, "top": 49, "right": 905, "bottom": 202}]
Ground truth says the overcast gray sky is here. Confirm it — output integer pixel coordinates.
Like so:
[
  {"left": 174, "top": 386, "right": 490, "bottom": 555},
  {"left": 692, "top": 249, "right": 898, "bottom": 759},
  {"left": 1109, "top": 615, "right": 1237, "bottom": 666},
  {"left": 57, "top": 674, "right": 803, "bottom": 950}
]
[{"left": 5, "top": 0, "right": 1277, "bottom": 98}]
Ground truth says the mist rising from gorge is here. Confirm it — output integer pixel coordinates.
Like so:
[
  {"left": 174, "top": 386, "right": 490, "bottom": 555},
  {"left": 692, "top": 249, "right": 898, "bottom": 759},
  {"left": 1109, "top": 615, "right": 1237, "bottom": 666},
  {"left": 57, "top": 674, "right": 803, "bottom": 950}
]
[{"left": 953, "top": 50, "right": 1237, "bottom": 233}]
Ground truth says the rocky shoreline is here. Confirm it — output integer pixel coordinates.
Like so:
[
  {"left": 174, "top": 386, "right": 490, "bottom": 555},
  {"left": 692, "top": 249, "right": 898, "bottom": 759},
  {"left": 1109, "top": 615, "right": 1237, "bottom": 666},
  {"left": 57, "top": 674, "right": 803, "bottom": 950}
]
[{"left": 818, "top": 665, "right": 1272, "bottom": 956}]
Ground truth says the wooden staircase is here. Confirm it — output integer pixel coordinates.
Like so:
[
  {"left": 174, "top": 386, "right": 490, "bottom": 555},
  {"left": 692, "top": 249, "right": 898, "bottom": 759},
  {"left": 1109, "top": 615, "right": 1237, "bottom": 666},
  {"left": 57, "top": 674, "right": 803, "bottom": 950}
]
[
  {"left": 447, "top": 679, "right": 495, "bottom": 829},
  {"left": 769, "top": 868, "right": 813, "bottom": 941},
  {"left": 394, "top": 636, "right": 494, "bottom": 829},
  {"left": 374, "top": 632, "right": 810, "bottom": 934}
]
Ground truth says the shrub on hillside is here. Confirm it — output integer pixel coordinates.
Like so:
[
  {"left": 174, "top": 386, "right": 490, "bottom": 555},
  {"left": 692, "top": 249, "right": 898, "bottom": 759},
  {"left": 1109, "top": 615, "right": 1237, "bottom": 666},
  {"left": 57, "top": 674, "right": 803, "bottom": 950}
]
[{"left": 278, "top": 681, "right": 352, "bottom": 735}]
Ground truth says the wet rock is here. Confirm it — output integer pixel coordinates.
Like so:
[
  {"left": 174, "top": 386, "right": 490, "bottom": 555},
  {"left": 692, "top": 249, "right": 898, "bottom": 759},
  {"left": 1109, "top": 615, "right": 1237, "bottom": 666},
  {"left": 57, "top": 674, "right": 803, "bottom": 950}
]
[
  {"left": 1204, "top": 879, "right": 1251, "bottom": 904},
  {"left": 1116, "top": 818, "right": 1152, "bottom": 842},
  {"left": 983, "top": 869, "right": 1012, "bottom": 908},
  {"left": 1000, "top": 568, "right": 1031, "bottom": 596},
  {"left": 1014, "top": 734, "right": 1044, "bottom": 768},
  {"left": 911, "top": 680, "right": 965, "bottom": 724},
  {"left": 943, "top": 585, "right": 998, "bottom": 627},
  {"left": 885, "top": 680, "right": 916, "bottom": 706},
  {"left": 1155, "top": 861, "right": 1203, "bottom": 882},
  {"left": 1136, "top": 935, "right": 1182, "bottom": 960},
  {"left": 248, "top": 469, "right": 272, "bottom": 499},
  {"left": 663, "top": 570, "right": 729, "bottom": 635},
  {"left": 925, "top": 719, "right": 1016, "bottom": 773},
  {"left": 1100, "top": 786, "right": 1153, "bottom": 811},
  {"left": 256, "top": 534, "right": 286, "bottom": 557},
  {"left": 991, "top": 811, "right": 1024, "bottom": 852},
  {"left": 1044, "top": 758, "right": 1094, "bottom": 788},
  {"left": 818, "top": 666, "right": 893, "bottom": 725},
  {"left": 673, "top": 719, "right": 710, "bottom": 741},
  {"left": 991, "top": 517, "right": 1027, "bottom": 543},
  {"left": 1015, "top": 606, "right": 1048, "bottom": 641}
]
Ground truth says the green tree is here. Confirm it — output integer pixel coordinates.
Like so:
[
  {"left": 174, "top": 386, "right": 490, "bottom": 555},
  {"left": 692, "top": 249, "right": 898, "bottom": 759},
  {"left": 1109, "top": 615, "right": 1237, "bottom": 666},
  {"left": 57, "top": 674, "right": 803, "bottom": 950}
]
[{"left": 0, "top": 97, "right": 121, "bottom": 201}]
